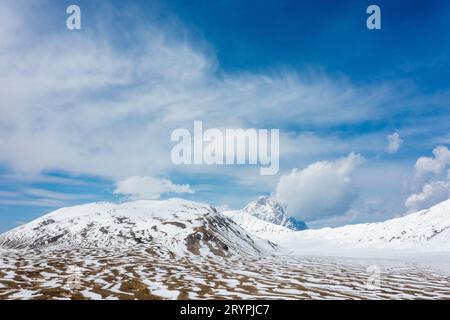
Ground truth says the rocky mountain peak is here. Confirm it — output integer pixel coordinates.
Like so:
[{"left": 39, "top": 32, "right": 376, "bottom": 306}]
[{"left": 243, "top": 196, "right": 307, "bottom": 231}]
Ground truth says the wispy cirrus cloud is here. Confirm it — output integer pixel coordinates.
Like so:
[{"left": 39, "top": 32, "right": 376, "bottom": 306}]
[
  {"left": 0, "top": 0, "right": 411, "bottom": 183},
  {"left": 23, "top": 188, "right": 95, "bottom": 201},
  {"left": 0, "top": 187, "right": 96, "bottom": 207},
  {"left": 0, "top": 198, "right": 64, "bottom": 207}
]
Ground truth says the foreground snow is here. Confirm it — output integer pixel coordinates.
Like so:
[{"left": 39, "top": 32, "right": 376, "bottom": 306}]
[{"left": 0, "top": 247, "right": 449, "bottom": 300}]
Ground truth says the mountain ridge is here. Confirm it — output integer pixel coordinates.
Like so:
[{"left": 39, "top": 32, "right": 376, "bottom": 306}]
[
  {"left": 1, "top": 197, "right": 450, "bottom": 257},
  {"left": 0, "top": 198, "right": 277, "bottom": 257}
]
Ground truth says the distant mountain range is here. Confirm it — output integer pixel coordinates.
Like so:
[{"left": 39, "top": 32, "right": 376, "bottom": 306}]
[{"left": 1, "top": 196, "right": 449, "bottom": 256}]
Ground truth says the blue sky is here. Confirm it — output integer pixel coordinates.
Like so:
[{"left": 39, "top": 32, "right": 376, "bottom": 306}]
[{"left": 1, "top": 0, "right": 450, "bottom": 232}]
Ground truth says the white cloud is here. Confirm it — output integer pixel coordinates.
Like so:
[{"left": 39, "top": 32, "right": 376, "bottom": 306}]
[
  {"left": 414, "top": 145, "right": 450, "bottom": 177},
  {"left": 405, "top": 180, "right": 450, "bottom": 211},
  {"left": 387, "top": 132, "right": 402, "bottom": 154},
  {"left": 275, "top": 153, "right": 364, "bottom": 222},
  {"left": 0, "top": 199, "right": 64, "bottom": 207},
  {"left": 0, "top": 1, "right": 401, "bottom": 182},
  {"left": 0, "top": 187, "right": 94, "bottom": 207},
  {"left": 405, "top": 146, "right": 450, "bottom": 211},
  {"left": 113, "top": 176, "right": 194, "bottom": 200},
  {"left": 23, "top": 188, "right": 94, "bottom": 201}
]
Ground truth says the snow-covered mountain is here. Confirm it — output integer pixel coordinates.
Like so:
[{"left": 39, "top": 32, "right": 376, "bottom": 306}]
[
  {"left": 241, "top": 196, "right": 307, "bottom": 231},
  {"left": 2, "top": 196, "right": 449, "bottom": 259},
  {"left": 285, "top": 199, "right": 450, "bottom": 253},
  {"left": 0, "top": 198, "right": 277, "bottom": 257},
  {"left": 227, "top": 198, "right": 450, "bottom": 255},
  {"left": 222, "top": 209, "right": 297, "bottom": 248}
]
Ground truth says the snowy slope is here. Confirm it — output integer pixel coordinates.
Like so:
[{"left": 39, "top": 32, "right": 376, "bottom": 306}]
[
  {"left": 223, "top": 210, "right": 295, "bottom": 238},
  {"left": 239, "top": 199, "right": 450, "bottom": 255},
  {"left": 242, "top": 196, "right": 307, "bottom": 230},
  {"left": 222, "top": 198, "right": 450, "bottom": 257},
  {"left": 0, "top": 198, "right": 277, "bottom": 256}
]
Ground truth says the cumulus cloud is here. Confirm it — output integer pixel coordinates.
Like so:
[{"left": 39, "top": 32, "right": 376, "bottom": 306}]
[
  {"left": 405, "top": 145, "right": 450, "bottom": 211},
  {"left": 387, "top": 132, "right": 402, "bottom": 154},
  {"left": 414, "top": 146, "right": 450, "bottom": 177},
  {"left": 405, "top": 180, "right": 450, "bottom": 211},
  {"left": 275, "top": 153, "right": 364, "bottom": 222},
  {"left": 113, "top": 176, "right": 194, "bottom": 200}
]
